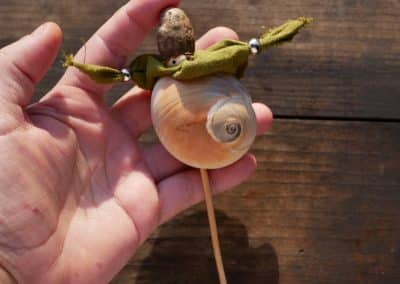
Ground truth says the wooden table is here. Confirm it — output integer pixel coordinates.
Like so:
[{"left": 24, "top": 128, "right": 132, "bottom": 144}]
[{"left": 1, "top": 1, "right": 399, "bottom": 283}]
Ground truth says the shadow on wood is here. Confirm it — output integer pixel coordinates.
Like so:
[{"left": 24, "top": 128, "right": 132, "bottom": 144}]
[{"left": 134, "top": 210, "right": 279, "bottom": 284}]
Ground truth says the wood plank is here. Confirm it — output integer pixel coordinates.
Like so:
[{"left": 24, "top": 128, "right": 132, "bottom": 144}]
[
  {"left": 181, "top": 0, "right": 400, "bottom": 120},
  {"left": 0, "top": 1, "right": 399, "bottom": 283},
  {"left": 112, "top": 119, "right": 400, "bottom": 284},
  {"left": 1, "top": 0, "right": 399, "bottom": 119}
]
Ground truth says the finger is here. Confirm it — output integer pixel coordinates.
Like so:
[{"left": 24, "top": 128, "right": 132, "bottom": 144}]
[
  {"left": 253, "top": 102, "right": 273, "bottom": 135},
  {"left": 58, "top": 0, "right": 179, "bottom": 96},
  {"left": 158, "top": 153, "right": 257, "bottom": 224},
  {"left": 111, "top": 26, "right": 240, "bottom": 137},
  {"left": 0, "top": 22, "right": 62, "bottom": 106},
  {"left": 196, "top": 26, "right": 239, "bottom": 49},
  {"left": 143, "top": 102, "right": 272, "bottom": 182},
  {"left": 110, "top": 86, "right": 152, "bottom": 137},
  {"left": 142, "top": 143, "right": 188, "bottom": 182}
]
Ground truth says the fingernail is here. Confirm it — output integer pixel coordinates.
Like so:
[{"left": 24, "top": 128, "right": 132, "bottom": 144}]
[{"left": 32, "top": 23, "right": 49, "bottom": 37}]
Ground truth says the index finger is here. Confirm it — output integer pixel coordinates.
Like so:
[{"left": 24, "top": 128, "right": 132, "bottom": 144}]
[{"left": 58, "top": 0, "right": 180, "bottom": 96}]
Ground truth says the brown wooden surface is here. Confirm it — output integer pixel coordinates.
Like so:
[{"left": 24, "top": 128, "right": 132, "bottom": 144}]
[
  {"left": 1, "top": 0, "right": 399, "bottom": 283},
  {"left": 1, "top": 0, "right": 399, "bottom": 119},
  {"left": 114, "top": 120, "right": 400, "bottom": 284}
]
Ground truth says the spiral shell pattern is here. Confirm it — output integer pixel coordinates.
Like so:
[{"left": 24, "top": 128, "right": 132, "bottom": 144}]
[{"left": 151, "top": 75, "right": 256, "bottom": 169}]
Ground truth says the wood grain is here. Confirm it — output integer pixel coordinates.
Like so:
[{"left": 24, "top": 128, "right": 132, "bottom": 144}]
[
  {"left": 112, "top": 119, "right": 400, "bottom": 284},
  {"left": 0, "top": 0, "right": 399, "bottom": 119},
  {"left": 0, "top": 1, "right": 399, "bottom": 283},
  {"left": 179, "top": 0, "right": 400, "bottom": 120}
]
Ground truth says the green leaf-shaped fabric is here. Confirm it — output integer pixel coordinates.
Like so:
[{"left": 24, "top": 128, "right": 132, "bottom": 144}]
[
  {"left": 129, "top": 40, "right": 249, "bottom": 90},
  {"left": 62, "top": 17, "right": 312, "bottom": 90}
]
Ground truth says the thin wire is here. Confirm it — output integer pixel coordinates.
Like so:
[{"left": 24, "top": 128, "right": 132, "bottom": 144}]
[{"left": 80, "top": 37, "right": 87, "bottom": 64}]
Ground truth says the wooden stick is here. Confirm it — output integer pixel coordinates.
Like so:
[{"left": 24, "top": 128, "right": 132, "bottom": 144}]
[{"left": 200, "top": 168, "right": 227, "bottom": 284}]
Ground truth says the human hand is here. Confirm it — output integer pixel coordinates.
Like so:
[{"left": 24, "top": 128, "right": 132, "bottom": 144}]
[{"left": 0, "top": 0, "right": 273, "bottom": 283}]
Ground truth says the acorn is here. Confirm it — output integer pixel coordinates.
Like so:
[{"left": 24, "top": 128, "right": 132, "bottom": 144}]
[{"left": 157, "top": 7, "right": 195, "bottom": 61}]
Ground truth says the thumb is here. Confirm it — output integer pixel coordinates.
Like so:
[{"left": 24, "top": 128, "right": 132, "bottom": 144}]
[{"left": 0, "top": 22, "right": 62, "bottom": 106}]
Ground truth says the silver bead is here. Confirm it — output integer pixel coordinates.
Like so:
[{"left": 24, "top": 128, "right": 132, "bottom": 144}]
[
  {"left": 248, "top": 38, "right": 261, "bottom": 55},
  {"left": 121, "top": 68, "right": 131, "bottom": 82}
]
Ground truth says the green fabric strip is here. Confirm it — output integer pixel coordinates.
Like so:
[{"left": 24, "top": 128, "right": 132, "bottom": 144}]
[
  {"left": 129, "top": 40, "right": 249, "bottom": 90},
  {"left": 62, "top": 54, "right": 125, "bottom": 84},
  {"left": 62, "top": 17, "right": 312, "bottom": 90},
  {"left": 259, "top": 17, "right": 312, "bottom": 50}
]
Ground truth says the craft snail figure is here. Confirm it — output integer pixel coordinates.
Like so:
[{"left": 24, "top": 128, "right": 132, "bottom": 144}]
[
  {"left": 62, "top": 9, "right": 311, "bottom": 283},
  {"left": 152, "top": 8, "right": 256, "bottom": 169}
]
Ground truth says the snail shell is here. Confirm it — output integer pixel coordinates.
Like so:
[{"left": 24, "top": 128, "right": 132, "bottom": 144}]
[{"left": 151, "top": 75, "right": 257, "bottom": 169}]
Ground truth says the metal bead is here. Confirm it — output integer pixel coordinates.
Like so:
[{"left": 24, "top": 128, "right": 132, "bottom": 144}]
[
  {"left": 121, "top": 68, "right": 131, "bottom": 82},
  {"left": 248, "top": 38, "right": 261, "bottom": 55}
]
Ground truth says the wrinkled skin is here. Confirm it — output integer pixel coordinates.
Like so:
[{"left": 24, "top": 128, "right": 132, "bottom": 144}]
[{"left": 0, "top": 0, "right": 272, "bottom": 283}]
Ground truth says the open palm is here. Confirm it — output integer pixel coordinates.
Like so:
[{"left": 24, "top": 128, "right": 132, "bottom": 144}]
[{"left": 0, "top": 1, "right": 272, "bottom": 283}]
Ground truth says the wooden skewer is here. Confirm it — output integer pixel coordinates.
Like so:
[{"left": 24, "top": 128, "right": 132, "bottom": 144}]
[{"left": 200, "top": 168, "right": 227, "bottom": 284}]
